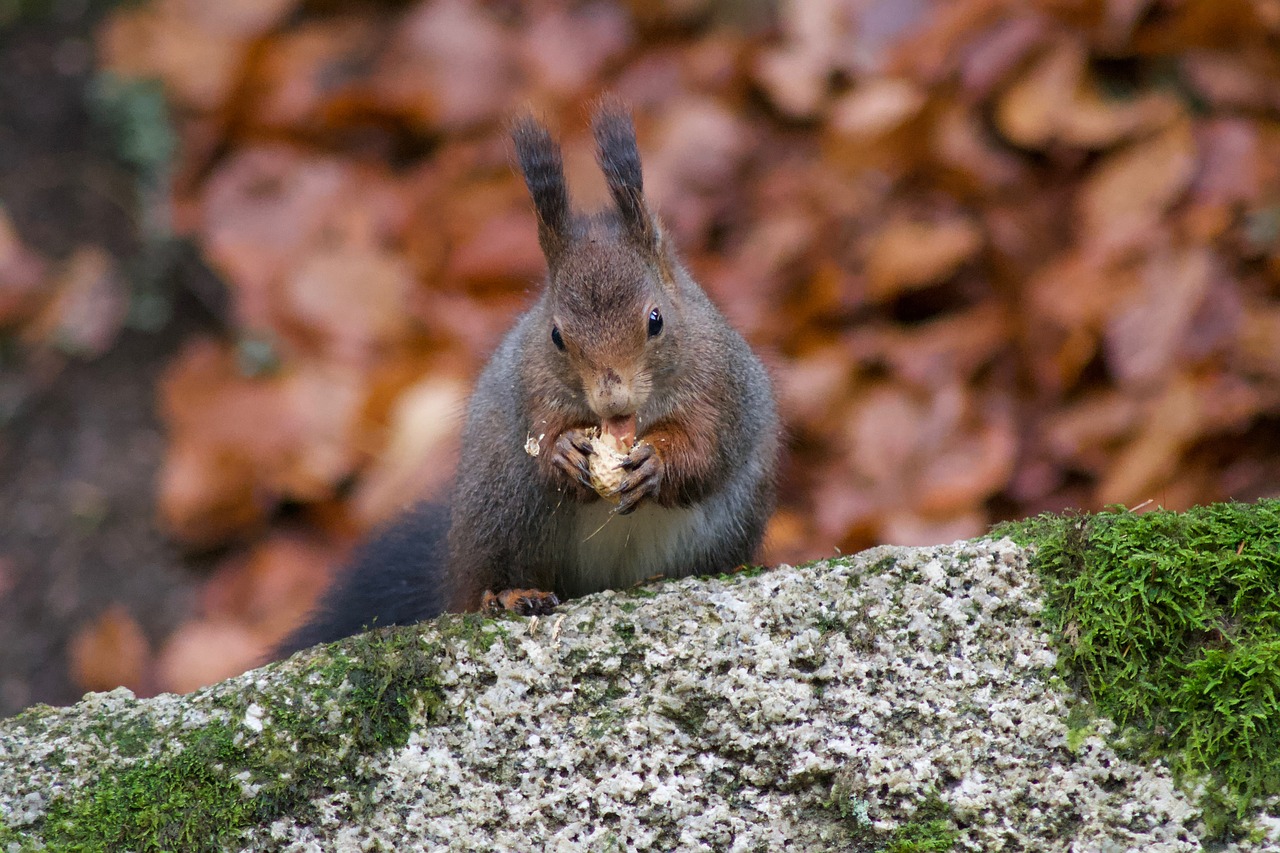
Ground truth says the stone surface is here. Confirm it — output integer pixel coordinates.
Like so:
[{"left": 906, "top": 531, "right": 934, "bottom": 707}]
[{"left": 2, "top": 539, "right": 1277, "bottom": 850}]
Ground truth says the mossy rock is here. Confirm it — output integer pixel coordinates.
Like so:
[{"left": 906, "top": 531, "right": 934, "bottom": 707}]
[{"left": 3, "top": 502, "right": 1280, "bottom": 850}]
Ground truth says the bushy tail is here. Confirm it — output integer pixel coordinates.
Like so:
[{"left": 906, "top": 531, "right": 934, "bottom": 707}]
[{"left": 272, "top": 503, "right": 451, "bottom": 659}]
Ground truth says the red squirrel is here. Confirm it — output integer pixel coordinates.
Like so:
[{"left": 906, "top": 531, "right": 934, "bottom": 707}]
[{"left": 276, "top": 103, "right": 779, "bottom": 656}]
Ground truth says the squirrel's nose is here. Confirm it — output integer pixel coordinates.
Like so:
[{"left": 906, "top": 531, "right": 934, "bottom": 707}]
[{"left": 589, "top": 369, "right": 634, "bottom": 419}]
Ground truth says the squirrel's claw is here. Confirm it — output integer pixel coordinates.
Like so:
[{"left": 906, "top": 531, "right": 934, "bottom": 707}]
[
  {"left": 549, "top": 428, "right": 597, "bottom": 500},
  {"left": 482, "top": 588, "right": 561, "bottom": 616},
  {"left": 616, "top": 445, "right": 662, "bottom": 515}
]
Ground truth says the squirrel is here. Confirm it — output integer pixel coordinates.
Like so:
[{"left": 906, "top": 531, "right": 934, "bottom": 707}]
[{"left": 275, "top": 102, "right": 780, "bottom": 657}]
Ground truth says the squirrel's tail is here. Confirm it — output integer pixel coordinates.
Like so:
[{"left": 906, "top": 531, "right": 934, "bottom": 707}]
[{"left": 272, "top": 502, "right": 451, "bottom": 660}]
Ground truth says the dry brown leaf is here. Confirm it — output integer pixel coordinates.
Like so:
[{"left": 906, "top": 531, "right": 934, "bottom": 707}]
[
  {"left": 932, "top": 103, "right": 1029, "bottom": 193},
  {"left": 810, "top": 468, "right": 880, "bottom": 550},
  {"left": 954, "top": 14, "right": 1046, "bottom": 99},
  {"left": 1191, "top": 119, "right": 1260, "bottom": 207},
  {"left": 243, "top": 18, "right": 383, "bottom": 133},
  {"left": 98, "top": 4, "right": 249, "bottom": 111},
  {"left": 881, "top": 510, "right": 987, "bottom": 547},
  {"left": 1096, "top": 376, "right": 1204, "bottom": 506},
  {"left": 0, "top": 208, "right": 50, "bottom": 327},
  {"left": 752, "top": 0, "right": 843, "bottom": 119},
  {"left": 887, "top": 0, "right": 1006, "bottom": 83},
  {"left": 22, "top": 247, "right": 126, "bottom": 358},
  {"left": 914, "top": 404, "right": 1017, "bottom": 515},
  {"left": 350, "top": 376, "right": 468, "bottom": 526},
  {"left": 845, "top": 384, "right": 928, "bottom": 488},
  {"left": 1128, "top": 0, "right": 1268, "bottom": 54},
  {"left": 156, "top": 618, "right": 264, "bottom": 695},
  {"left": 1077, "top": 120, "right": 1197, "bottom": 259},
  {"left": 647, "top": 97, "right": 751, "bottom": 196},
  {"left": 760, "top": 508, "right": 814, "bottom": 566},
  {"left": 369, "top": 0, "right": 518, "bottom": 132},
  {"left": 201, "top": 146, "right": 354, "bottom": 329},
  {"left": 519, "top": 3, "right": 633, "bottom": 98},
  {"left": 1103, "top": 246, "right": 1216, "bottom": 387},
  {"left": 825, "top": 78, "right": 929, "bottom": 175},
  {"left": 1236, "top": 303, "right": 1280, "bottom": 381},
  {"left": 158, "top": 443, "right": 267, "bottom": 548},
  {"left": 1043, "top": 391, "right": 1143, "bottom": 470},
  {"left": 281, "top": 245, "right": 417, "bottom": 364},
  {"left": 158, "top": 338, "right": 367, "bottom": 545},
  {"left": 169, "top": 0, "right": 300, "bottom": 38},
  {"left": 864, "top": 216, "right": 982, "bottom": 301},
  {"left": 995, "top": 38, "right": 1182, "bottom": 150},
  {"left": 201, "top": 146, "right": 410, "bottom": 335},
  {"left": 446, "top": 210, "right": 546, "bottom": 292},
  {"left": 774, "top": 344, "right": 856, "bottom": 434},
  {"left": 200, "top": 532, "right": 342, "bottom": 640},
  {"left": 1094, "top": 375, "right": 1258, "bottom": 508},
  {"left": 871, "top": 303, "right": 1010, "bottom": 387},
  {"left": 68, "top": 604, "right": 153, "bottom": 695}
]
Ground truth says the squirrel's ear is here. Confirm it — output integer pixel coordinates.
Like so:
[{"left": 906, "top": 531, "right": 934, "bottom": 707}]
[
  {"left": 512, "top": 115, "right": 571, "bottom": 269},
  {"left": 591, "top": 99, "right": 659, "bottom": 253}
]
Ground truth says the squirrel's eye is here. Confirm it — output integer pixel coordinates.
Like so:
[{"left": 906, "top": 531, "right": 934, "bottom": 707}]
[
  {"left": 647, "top": 308, "right": 663, "bottom": 338},
  {"left": 551, "top": 325, "right": 565, "bottom": 351}
]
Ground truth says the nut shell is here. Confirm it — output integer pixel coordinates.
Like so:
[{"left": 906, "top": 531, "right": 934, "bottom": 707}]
[{"left": 588, "top": 430, "right": 629, "bottom": 502}]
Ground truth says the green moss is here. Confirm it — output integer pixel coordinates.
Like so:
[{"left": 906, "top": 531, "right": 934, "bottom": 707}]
[
  {"left": 883, "top": 819, "right": 958, "bottom": 852},
  {"left": 992, "top": 499, "right": 1280, "bottom": 837},
  {"left": 20, "top": 623, "right": 448, "bottom": 851},
  {"left": 821, "top": 783, "right": 956, "bottom": 852},
  {"left": 1063, "top": 701, "right": 1098, "bottom": 753},
  {"left": 710, "top": 563, "right": 771, "bottom": 582},
  {"left": 432, "top": 611, "right": 512, "bottom": 660}
]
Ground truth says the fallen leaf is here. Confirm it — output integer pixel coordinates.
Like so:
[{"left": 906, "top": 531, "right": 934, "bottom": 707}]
[
  {"left": 200, "top": 531, "right": 343, "bottom": 640},
  {"left": 200, "top": 146, "right": 353, "bottom": 330},
  {"left": 881, "top": 509, "right": 987, "bottom": 547},
  {"left": 1077, "top": 120, "right": 1197, "bottom": 259},
  {"left": 98, "top": 4, "right": 249, "bottom": 111},
  {"left": 0, "top": 208, "right": 50, "bottom": 327},
  {"left": 281, "top": 245, "right": 417, "bottom": 365},
  {"left": 156, "top": 618, "right": 265, "bottom": 694},
  {"left": 1103, "top": 246, "right": 1216, "bottom": 387},
  {"left": 914, "top": 401, "right": 1017, "bottom": 515},
  {"left": 350, "top": 376, "right": 468, "bottom": 526},
  {"left": 369, "top": 0, "right": 518, "bottom": 132},
  {"left": 519, "top": 3, "right": 633, "bottom": 98},
  {"left": 1043, "top": 390, "right": 1143, "bottom": 471},
  {"left": 68, "top": 604, "right": 153, "bottom": 695},
  {"left": 995, "top": 38, "right": 1182, "bottom": 150},
  {"left": 864, "top": 215, "right": 982, "bottom": 301},
  {"left": 845, "top": 383, "right": 928, "bottom": 489},
  {"left": 752, "top": 0, "right": 846, "bottom": 119},
  {"left": 157, "top": 338, "right": 368, "bottom": 545},
  {"left": 22, "top": 246, "right": 126, "bottom": 358},
  {"left": 825, "top": 78, "right": 929, "bottom": 175},
  {"left": 242, "top": 17, "right": 383, "bottom": 134}
]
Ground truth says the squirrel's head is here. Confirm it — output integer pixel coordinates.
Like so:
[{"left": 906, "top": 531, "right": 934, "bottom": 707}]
[{"left": 513, "top": 101, "right": 682, "bottom": 432}]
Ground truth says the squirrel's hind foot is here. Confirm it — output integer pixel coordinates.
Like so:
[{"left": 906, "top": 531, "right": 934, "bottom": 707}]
[{"left": 482, "top": 588, "right": 561, "bottom": 617}]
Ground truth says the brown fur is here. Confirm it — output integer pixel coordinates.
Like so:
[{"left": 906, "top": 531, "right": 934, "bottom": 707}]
[{"left": 275, "top": 102, "right": 780, "bottom": 655}]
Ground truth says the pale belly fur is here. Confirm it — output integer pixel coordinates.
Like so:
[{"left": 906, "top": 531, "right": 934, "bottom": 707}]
[{"left": 555, "top": 499, "right": 723, "bottom": 598}]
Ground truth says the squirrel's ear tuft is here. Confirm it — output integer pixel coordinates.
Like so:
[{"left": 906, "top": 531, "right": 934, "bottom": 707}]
[
  {"left": 591, "top": 98, "right": 658, "bottom": 252},
  {"left": 512, "top": 114, "right": 571, "bottom": 268}
]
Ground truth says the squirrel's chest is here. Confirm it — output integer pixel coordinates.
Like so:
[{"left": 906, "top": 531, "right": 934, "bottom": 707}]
[{"left": 553, "top": 500, "right": 714, "bottom": 597}]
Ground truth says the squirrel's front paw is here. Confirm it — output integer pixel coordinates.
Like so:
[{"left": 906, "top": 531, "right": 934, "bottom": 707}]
[
  {"left": 548, "top": 427, "right": 597, "bottom": 499},
  {"left": 616, "top": 441, "right": 662, "bottom": 515}
]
